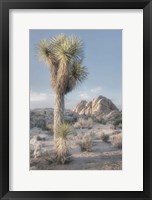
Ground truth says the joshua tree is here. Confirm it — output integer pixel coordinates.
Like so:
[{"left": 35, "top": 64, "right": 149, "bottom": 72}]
[{"left": 37, "top": 34, "right": 88, "bottom": 139}]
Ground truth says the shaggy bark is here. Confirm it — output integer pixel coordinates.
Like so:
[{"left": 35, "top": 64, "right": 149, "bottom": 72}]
[{"left": 54, "top": 92, "right": 64, "bottom": 139}]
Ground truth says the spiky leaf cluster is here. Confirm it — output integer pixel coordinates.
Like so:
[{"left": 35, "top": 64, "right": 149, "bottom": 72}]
[
  {"left": 37, "top": 34, "right": 88, "bottom": 94},
  {"left": 56, "top": 123, "right": 72, "bottom": 139}
]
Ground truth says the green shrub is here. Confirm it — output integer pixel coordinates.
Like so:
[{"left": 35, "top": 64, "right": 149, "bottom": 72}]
[
  {"left": 112, "top": 115, "right": 122, "bottom": 129},
  {"left": 64, "top": 119, "right": 74, "bottom": 125},
  {"left": 113, "top": 119, "right": 122, "bottom": 126},
  {"left": 101, "top": 133, "right": 109, "bottom": 142},
  {"left": 100, "top": 118, "right": 107, "bottom": 125}
]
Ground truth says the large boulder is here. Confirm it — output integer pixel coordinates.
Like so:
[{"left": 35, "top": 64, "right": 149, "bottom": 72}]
[
  {"left": 73, "top": 100, "right": 87, "bottom": 115},
  {"left": 73, "top": 95, "right": 119, "bottom": 119}
]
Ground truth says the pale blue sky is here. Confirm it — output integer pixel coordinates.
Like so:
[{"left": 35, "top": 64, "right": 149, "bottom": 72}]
[{"left": 30, "top": 30, "right": 122, "bottom": 110}]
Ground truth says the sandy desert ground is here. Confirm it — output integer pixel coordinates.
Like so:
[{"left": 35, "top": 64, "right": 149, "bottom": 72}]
[{"left": 30, "top": 123, "right": 122, "bottom": 170}]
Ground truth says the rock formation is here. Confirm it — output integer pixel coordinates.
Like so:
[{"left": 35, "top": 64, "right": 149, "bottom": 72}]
[{"left": 73, "top": 95, "right": 119, "bottom": 118}]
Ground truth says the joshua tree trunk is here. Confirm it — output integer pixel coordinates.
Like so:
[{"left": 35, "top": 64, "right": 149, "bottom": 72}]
[{"left": 54, "top": 92, "right": 64, "bottom": 139}]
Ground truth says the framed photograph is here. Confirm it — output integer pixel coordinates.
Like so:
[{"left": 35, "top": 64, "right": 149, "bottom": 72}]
[{"left": 0, "top": 0, "right": 152, "bottom": 199}]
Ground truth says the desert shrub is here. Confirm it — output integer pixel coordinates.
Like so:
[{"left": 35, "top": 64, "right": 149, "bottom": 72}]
[
  {"left": 33, "top": 141, "right": 42, "bottom": 158},
  {"left": 93, "top": 115, "right": 107, "bottom": 124},
  {"left": 117, "top": 123, "right": 122, "bottom": 129},
  {"left": 87, "top": 118, "right": 94, "bottom": 126},
  {"left": 64, "top": 119, "right": 74, "bottom": 125},
  {"left": 43, "top": 150, "right": 55, "bottom": 164},
  {"left": 36, "top": 136, "right": 46, "bottom": 141},
  {"left": 113, "top": 119, "right": 122, "bottom": 127},
  {"left": 76, "top": 133, "right": 93, "bottom": 152},
  {"left": 74, "top": 118, "right": 93, "bottom": 129},
  {"left": 110, "top": 133, "right": 122, "bottom": 149},
  {"left": 64, "top": 115, "right": 77, "bottom": 124},
  {"left": 54, "top": 123, "right": 72, "bottom": 164},
  {"left": 108, "top": 124, "right": 115, "bottom": 129},
  {"left": 46, "top": 123, "right": 54, "bottom": 132},
  {"left": 100, "top": 118, "right": 107, "bottom": 125},
  {"left": 112, "top": 130, "right": 121, "bottom": 135},
  {"left": 35, "top": 118, "right": 46, "bottom": 130},
  {"left": 101, "top": 133, "right": 109, "bottom": 142},
  {"left": 30, "top": 148, "right": 34, "bottom": 156}
]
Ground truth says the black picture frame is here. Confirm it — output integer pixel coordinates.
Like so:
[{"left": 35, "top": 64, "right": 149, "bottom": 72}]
[{"left": 0, "top": 0, "right": 152, "bottom": 199}]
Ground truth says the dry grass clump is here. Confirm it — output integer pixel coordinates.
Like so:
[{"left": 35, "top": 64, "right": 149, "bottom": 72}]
[
  {"left": 30, "top": 137, "right": 42, "bottom": 158},
  {"left": 54, "top": 123, "right": 72, "bottom": 164},
  {"left": 74, "top": 118, "right": 93, "bottom": 129},
  {"left": 112, "top": 130, "right": 121, "bottom": 135},
  {"left": 76, "top": 133, "right": 93, "bottom": 152},
  {"left": 101, "top": 132, "right": 110, "bottom": 142},
  {"left": 110, "top": 133, "right": 122, "bottom": 149},
  {"left": 33, "top": 142, "right": 42, "bottom": 158},
  {"left": 108, "top": 124, "right": 115, "bottom": 130}
]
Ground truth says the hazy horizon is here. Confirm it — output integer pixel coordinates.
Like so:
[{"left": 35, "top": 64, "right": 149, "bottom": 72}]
[
  {"left": 30, "top": 95, "right": 122, "bottom": 111},
  {"left": 30, "top": 30, "right": 122, "bottom": 110}
]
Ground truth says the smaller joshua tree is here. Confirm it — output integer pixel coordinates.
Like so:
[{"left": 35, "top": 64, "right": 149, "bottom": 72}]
[
  {"left": 55, "top": 123, "right": 72, "bottom": 164},
  {"left": 37, "top": 34, "right": 88, "bottom": 163}
]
